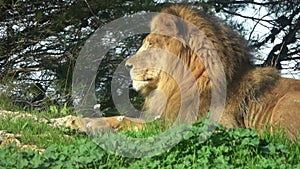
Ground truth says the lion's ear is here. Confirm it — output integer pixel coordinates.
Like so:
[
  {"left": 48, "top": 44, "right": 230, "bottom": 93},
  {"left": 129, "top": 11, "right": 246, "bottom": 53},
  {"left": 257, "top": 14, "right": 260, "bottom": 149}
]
[{"left": 151, "top": 14, "right": 188, "bottom": 41}]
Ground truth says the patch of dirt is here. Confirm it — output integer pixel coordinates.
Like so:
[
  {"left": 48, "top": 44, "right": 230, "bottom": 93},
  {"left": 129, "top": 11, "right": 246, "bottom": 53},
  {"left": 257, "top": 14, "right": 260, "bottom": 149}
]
[
  {"left": 0, "top": 130, "right": 45, "bottom": 152},
  {"left": 0, "top": 109, "right": 77, "bottom": 152}
]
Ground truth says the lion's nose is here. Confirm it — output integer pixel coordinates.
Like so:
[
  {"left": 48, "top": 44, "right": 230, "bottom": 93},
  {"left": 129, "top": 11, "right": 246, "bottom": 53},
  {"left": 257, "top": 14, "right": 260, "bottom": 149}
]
[{"left": 125, "top": 63, "right": 133, "bottom": 70}]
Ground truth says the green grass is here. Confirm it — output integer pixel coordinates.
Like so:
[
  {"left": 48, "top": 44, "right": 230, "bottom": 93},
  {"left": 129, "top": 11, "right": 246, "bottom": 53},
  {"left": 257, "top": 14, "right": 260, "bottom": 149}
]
[
  {"left": 0, "top": 94, "right": 81, "bottom": 148},
  {"left": 0, "top": 117, "right": 300, "bottom": 168},
  {"left": 0, "top": 114, "right": 81, "bottom": 147},
  {"left": 0, "top": 95, "right": 299, "bottom": 168},
  {"left": 0, "top": 93, "right": 76, "bottom": 118},
  {"left": 0, "top": 93, "right": 24, "bottom": 111}
]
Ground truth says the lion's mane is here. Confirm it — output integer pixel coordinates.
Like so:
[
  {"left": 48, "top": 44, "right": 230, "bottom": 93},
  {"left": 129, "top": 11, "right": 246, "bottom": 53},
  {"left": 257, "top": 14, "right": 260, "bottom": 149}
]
[
  {"left": 131, "top": 5, "right": 300, "bottom": 138},
  {"left": 63, "top": 5, "right": 299, "bottom": 140}
]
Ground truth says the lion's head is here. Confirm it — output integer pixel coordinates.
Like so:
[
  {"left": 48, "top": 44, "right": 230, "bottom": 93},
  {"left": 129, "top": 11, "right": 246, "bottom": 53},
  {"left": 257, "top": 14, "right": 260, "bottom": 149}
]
[
  {"left": 125, "top": 5, "right": 291, "bottom": 132},
  {"left": 125, "top": 6, "right": 254, "bottom": 124}
]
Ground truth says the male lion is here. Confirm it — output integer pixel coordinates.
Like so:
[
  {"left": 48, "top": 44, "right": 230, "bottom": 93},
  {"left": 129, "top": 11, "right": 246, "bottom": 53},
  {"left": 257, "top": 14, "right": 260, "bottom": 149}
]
[{"left": 71, "top": 6, "right": 300, "bottom": 139}]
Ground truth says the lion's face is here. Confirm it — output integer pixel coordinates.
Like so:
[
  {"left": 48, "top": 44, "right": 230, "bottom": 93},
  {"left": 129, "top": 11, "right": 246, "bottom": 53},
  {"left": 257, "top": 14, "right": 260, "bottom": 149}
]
[{"left": 126, "top": 33, "right": 186, "bottom": 94}]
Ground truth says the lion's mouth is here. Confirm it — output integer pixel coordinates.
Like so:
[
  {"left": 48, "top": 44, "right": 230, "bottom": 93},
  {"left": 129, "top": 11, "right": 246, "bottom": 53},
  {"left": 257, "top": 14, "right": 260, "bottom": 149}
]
[
  {"left": 129, "top": 69, "right": 160, "bottom": 91},
  {"left": 133, "top": 77, "right": 154, "bottom": 81},
  {"left": 131, "top": 80, "right": 149, "bottom": 91}
]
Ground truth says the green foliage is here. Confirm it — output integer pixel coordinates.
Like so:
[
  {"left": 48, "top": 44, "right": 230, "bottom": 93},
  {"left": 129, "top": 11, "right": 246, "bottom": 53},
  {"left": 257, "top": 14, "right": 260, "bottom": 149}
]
[
  {"left": 0, "top": 114, "right": 79, "bottom": 147},
  {"left": 1, "top": 119, "right": 299, "bottom": 168},
  {"left": 47, "top": 103, "right": 74, "bottom": 118},
  {"left": 0, "top": 139, "right": 105, "bottom": 169},
  {"left": 0, "top": 93, "right": 22, "bottom": 111}
]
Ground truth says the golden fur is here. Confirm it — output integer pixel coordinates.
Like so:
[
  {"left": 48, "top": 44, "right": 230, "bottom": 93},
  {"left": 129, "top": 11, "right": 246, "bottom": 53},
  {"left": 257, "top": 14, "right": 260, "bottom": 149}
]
[{"left": 71, "top": 6, "right": 300, "bottom": 139}]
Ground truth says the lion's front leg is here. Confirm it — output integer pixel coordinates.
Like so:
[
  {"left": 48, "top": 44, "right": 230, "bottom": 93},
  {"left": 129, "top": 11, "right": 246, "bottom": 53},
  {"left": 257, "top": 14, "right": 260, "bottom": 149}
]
[
  {"left": 64, "top": 116, "right": 146, "bottom": 134},
  {"left": 102, "top": 116, "right": 146, "bottom": 131}
]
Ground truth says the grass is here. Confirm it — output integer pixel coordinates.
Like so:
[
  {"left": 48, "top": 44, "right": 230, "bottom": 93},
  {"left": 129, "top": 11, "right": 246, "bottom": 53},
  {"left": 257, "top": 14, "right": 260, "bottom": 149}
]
[
  {"left": 0, "top": 94, "right": 81, "bottom": 148},
  {"left": 0, "top": 95, "right": 299, "bottom": 168},
  {"left": 0, "top": 114, "right": 81, "bottom": 147},
  {"left": 0, "top": 93, "right": 24, "bottom": 112},
  {"left": 0, "top": 115, "right": 300, "bottom": 168}
]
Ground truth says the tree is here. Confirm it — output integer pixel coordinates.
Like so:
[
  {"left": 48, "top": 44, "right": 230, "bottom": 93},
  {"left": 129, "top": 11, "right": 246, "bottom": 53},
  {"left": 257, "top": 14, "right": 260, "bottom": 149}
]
[
  {"left": 0, "top": 0, "right": 299, "bottom": 114},
  {"left": 205, "top": 0, "right": 300, "bottom": 77},
  {"left": 0, "top": 0, "right": 159, "bottom": 110}
]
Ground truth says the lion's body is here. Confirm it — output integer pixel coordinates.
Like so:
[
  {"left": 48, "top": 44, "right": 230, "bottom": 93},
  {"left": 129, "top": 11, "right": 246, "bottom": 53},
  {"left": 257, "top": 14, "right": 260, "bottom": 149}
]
[{"left": 71, "top": 6, "right": 300, "bottom": 139}]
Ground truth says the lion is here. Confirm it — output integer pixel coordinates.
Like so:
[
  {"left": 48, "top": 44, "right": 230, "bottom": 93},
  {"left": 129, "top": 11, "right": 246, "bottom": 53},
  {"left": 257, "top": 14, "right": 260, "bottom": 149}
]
[{"left": 70, "top": 5, "right": 300, "bottom": 139}]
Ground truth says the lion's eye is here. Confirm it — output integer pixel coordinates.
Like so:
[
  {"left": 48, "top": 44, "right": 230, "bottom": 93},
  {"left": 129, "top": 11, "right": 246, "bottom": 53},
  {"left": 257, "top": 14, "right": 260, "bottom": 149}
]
[{"left": 148, "top": 42, "right": 153, "bottom": 46}]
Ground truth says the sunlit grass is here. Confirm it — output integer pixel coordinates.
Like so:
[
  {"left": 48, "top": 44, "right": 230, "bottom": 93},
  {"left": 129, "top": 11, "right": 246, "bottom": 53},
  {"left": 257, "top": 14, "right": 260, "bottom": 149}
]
[
  {"left": 0, "top": 102, "right": 299, "bottom": 168},
  {"left": 1, "top": 118, "right": 300, "bottom": 168},
  {"left": 0, "top": 114, "right": 82, "bottom": 148}
]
